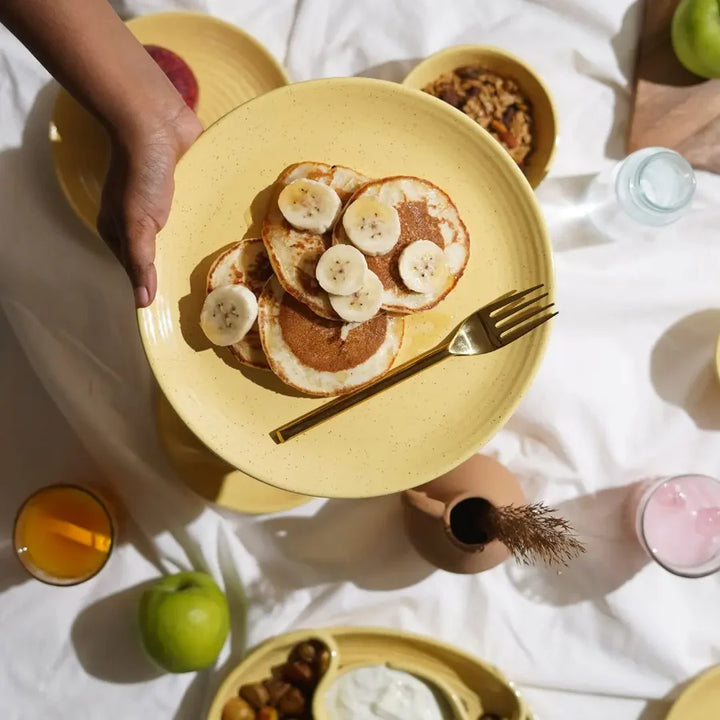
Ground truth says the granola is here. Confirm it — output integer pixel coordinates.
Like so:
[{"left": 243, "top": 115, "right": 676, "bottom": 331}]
[{"left": 423, "top": 65, "right": 534, "bottom": 170}]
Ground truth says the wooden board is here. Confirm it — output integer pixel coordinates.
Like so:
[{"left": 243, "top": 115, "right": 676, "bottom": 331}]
[{"left": 628, "top": 0, "right": 720, "bottom": 173}]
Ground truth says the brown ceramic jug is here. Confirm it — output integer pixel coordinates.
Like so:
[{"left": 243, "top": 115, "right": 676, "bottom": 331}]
[{"left": 402, "top": 454, "right": 525, "bottom": 574}]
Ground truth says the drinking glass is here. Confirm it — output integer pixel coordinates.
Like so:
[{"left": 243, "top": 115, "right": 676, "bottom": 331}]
[
  {"left": 634, "top": 474, "right": 720, "bottom": 578},
  {"left": 14, "top": 484, "right": 115, "bottom": 586}
]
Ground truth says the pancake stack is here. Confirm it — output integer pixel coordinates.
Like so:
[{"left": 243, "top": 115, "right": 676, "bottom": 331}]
[{"left": 200, "top": 162, "right": 470, "bottom": 397}]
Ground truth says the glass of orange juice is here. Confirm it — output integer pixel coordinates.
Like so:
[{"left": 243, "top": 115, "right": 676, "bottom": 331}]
[{"left": 14, "top": 484, "right": 115, "bottom": 586}]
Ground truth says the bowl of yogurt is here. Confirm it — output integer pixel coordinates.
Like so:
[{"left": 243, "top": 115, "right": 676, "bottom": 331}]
[{"left": 320, "top": 663, "right": 464, "bottom": 720}]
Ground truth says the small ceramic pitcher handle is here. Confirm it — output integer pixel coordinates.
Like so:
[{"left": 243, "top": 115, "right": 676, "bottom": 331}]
[{"left": 403, "top": 489, "right": 446, "bottom": 519}]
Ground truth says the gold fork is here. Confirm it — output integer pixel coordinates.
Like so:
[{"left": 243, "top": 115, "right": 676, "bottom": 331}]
[{"left": 272, "top": 284, "right": 556, "bottom": 443}]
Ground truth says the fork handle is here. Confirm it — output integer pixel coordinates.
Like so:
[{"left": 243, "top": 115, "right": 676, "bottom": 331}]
[{"left": 272, "top": 343, "right": 452, "bottom": 443}]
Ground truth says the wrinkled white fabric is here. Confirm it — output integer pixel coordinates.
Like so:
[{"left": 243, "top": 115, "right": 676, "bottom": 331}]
[{"left": 1, "top": 1, "right": 719, "bottom": 719}]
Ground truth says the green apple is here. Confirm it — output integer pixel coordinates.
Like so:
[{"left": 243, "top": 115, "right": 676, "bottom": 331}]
[
  {"left": 138, "top": 571, "right": 230, "bottom": 673},
  {"left": 672, "top": 0, "right": 720, "bottom": 78}
]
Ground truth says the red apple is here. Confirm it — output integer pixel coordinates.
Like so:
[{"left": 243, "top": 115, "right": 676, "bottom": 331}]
[{"left": 144, "top": 44, "right": 199, "bottom": 111}]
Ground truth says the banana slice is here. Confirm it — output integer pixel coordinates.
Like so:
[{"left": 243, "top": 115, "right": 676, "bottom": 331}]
[
  {"left": 315, "top": 245, "right": 368, "bottom": 296},
  {"left": 278, "top": 178, "right": 342, "bottom": 233},
  {"left": 342, "top": 197, "right": 401, "bottom": 256},
  {"left": 200, "top": 284, "right": 258, "bottom": 346},
  {"left": 398, "top": 240, "right": 449, "bottom": 294},
  {"left": 329, "top": 270, "right": 384, "bottom": 323}
]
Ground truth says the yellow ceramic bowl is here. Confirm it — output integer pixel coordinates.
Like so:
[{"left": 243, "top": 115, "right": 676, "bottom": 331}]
[
  {"left": 207, "top": 627, "right": 533, "bottom": 720},
  {"left": 138, "top": 77, "right": 554, "bottom": 499},
  {"left": 403, "top": 45, "right": 558, "bottom": 189}
]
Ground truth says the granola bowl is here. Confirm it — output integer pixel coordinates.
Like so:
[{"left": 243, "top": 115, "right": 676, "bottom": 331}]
[{"left": 403, "top": 45, "right": 557, "bottom": 189}]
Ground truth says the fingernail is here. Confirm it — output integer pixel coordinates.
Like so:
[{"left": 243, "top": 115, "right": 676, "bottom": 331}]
[{"left": 134, "top": 286, "right": 150, "bottom": 308}]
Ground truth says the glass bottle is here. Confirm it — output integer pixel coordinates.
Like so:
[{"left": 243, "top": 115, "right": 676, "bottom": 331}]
[{"left": 585, "top": 147, "right": 697, "bottom": 239}]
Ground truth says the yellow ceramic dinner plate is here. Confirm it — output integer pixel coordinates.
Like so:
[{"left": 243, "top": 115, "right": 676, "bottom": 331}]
[
  {"left": 50, "top": 11, "right": 289, "bottom": 232},
  {"left": 206, "top": 627, "right": 532, "bottom": 720},
  {"left": 138, "top": 78, "right": 553, "bottom": 498},
  {"left": 667, "top": 666, "right": 720, "bottom": 720}
]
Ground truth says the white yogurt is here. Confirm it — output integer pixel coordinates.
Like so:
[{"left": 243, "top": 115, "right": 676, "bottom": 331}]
[{"left": 326, "top": 665, "right": 451, "bottom": 720}]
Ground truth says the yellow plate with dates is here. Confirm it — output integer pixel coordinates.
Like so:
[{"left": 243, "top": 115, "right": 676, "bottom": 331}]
[{"left": 207, "top": 627, "right": 533, "bottom": 720}]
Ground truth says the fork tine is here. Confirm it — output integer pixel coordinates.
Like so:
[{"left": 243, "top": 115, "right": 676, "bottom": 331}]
[
  {"left": 494, "top": 292, "right": 550, "bottom": 322},
  {"left": 483, "top": 284, "right": 545, "bottom": 315},
  {"left": 499, "top": 301, "right": 555, "bottom": 332},
  {"left": 500, "top": 311, "right": 558, "bottom": 345}
]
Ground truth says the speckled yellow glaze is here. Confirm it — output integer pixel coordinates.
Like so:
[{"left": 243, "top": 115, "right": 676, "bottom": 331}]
[
  {"left": 138, "top": 77, "right": 554, "bottom": 498},
  {"left": 206, "top": 627, "right": 533, "bottom": 720},
  {"left": 403, "top": 45, "right": 558, "bottom": 189},
  {"left": 666, "top": 665, "right": 720, "bottom": 720},
  {"left": 156, "top": 393, "right": 311, "bottom": 514},
  {"left": 50, "top": 12, "right": 289, "bottom": 232}
]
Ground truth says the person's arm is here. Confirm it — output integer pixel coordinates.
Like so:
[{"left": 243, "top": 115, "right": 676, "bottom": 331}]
[{"left": 1, "top": 0, "right": 202, "bottom": 307}]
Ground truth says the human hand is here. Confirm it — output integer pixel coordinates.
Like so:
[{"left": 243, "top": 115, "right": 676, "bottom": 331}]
[
  {"left": 1, "top": 0, "right": 204, "bottom": 307},
  {"left": 97, "top": 104, "right": 202, "bottom": 307}
]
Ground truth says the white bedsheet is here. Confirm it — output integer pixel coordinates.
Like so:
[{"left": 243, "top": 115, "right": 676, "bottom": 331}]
[{"left": 1, "top": 1, "right": 719, "bottom": 718}]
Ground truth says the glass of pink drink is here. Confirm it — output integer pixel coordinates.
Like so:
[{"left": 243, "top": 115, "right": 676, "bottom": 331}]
[{"left": 635, "top": 475, "right": 720, "bottom": 578}]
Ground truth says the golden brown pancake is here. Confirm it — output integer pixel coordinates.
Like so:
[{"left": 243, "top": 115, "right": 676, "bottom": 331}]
[
  {"left": 206, "top": 238, "right": 273, "bottom": 369},
  {"left": 262, "top": 162, "right": 370, "bottom": 320},
  {"left": 258, "top": 277, "right": 404, "bottom": 397},
  {"left": 334, "top": 176, "right": 469, "bottom": 313}
]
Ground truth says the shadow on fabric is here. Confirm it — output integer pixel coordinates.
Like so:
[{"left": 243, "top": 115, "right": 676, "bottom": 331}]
[
  {"left": 611, "top": 0, "right": 644, "bottom": 84},
  {"left": 566, "top": 0, "right": 644, "bottom": 164},
  {"left": 650, "top": 310, "right": 720, "bottom": 431},
  {"left": 71, "top": 579, "right": 164, "bottom": 683},
  {"left": 355, "top": 58, "right": 423, "bottom": 82},
  {"left": 0, "top": 80, "right": 208, "bottom": 546},
  {"left": 638, "top": 699, "right": 675, "bottom": 720},
  {"left": 505, "top": 483, "right": 649, "bottom": 606},
  {"left": 70, "top": 578, "right": 231, "bottom": 719},
  {"left": 235, "top": 495, "right": 434, "bottom": 605},
  {"left": 605, "top": 0, "right": 644, "bottom": 160}
]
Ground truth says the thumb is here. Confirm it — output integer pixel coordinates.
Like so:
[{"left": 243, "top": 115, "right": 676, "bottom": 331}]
[
  {"left": 124, "top": 213, "right": 158, "bottom": 308},
  {"left": 128, "top": 261, "right": 157, "bottom": 309}
]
